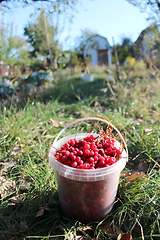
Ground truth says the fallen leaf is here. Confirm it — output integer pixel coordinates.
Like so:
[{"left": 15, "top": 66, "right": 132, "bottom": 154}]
[
  {"left": 44, "top": 134, "right": 55, "bottom": 138},
  {"left": 95, "top": 236, "right": 104, "bottom": 240},
  {"left": 78, "top": 225, "right": 94, "bottom": 239},
  {"left": 114, "top": 225, "right": 123, "bottom": 235},
  {"left": 16, "top": 137, "right": 21, "bottom": 141},
  {"left": 0, "top": 159, "right": 17, "bottom": 171},
  {"left": 80, "top": 226, "right": 93, "bottom": 232},
  {"left": 137, "top": 162, "right": 149, "bottom": 173},
  {"left": 70, "top": 111, "right": 81, "bottom": 116},
  {"left": 101, "top": 88, "right": 108, "bottom": 93},
  {"left": 50, "top": 118, "right": 62, "bottom": 127},
  {"left": 36, "top": 208, "right": 44, "bottom": 217},
  {"left": 40, "top": 206, "right": 50, "bottom": 211},
  {"left": 95, "top": 101, "right": 101, "bottom": 107},
  {"left": 38, "top": 126, "right": 46, "bottom": 134},
  {"left": 125, "top": 172, "right": 146, "bottom": 182},
  {"left": 19, "top": 183, "right": 31, "bottom": 190},
  {"left": 11, "top": 198, "right": 22, "bottom": 204},
  {"left": 11, "top": 146, "right": 21, "bottom": 156},
  {"left": 20, "top": 221, "right": 28, "bottom": 231},
  {"left": 117, "top": 233, "right": 133, "bottom": 240},
  {"left": 5, "top": 233, "right": 13, "bottom": 240},
  {"left": 35, "top": 204, "right": 50, "bottom": 217},
  {"left": 0, "top": 177, "right": 16, "bottom": 198},
  {"left": 137, "top": 119, "right": 144, "bottom": 123},
  {"left": 20, "top": 143, "right": 25, "bottom": 148},
  {"left": 99, "top": 223, "right": 114, "bottom": 236},
  {"left": 100, "top": 223, "right": 122, "bottom": 237},
  {"left": 66, "top": 231, "right": 75, "bottom": 240}
]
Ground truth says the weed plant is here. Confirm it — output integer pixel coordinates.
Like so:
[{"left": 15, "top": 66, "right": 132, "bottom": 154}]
[{"left": 0, "top": 68, "right": 160, "bottom": 239}]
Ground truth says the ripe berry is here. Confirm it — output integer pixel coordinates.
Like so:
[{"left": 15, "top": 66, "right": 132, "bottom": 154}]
[
  {"left": 71, "top": 161, "right": 78, "bottom": 168},
  {"left": 84, "top": 143, "right": 90, "bottom": 149},
  {"left": 84, "top": 163, "right": 90, "bottom": 169},
  {"left": 84, "top": 149, "right": 90, "bottom": 155},
  {"left": 89, "top": 157, "right": 94, "bottom": 163},
  {"left": 54, "top": 134, "right": 122, "bottom": 169}
]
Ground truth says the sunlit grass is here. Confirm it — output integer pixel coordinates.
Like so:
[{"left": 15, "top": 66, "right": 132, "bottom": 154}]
[{"left": 0, "top": 68, "right": 160, "bottom": 239}]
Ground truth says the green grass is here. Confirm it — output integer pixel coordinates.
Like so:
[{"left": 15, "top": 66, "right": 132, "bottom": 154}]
[{"left": 0, "top": 68, "right": 160, "bottom": 239}]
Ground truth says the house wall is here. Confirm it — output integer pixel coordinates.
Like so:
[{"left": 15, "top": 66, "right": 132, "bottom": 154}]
[
  {"left": 83, "top": 35, "right": 112, "bottom": 67},
  {"left": 108, "top": 49, "right": 112, "bottom": 67},
  {"left": 83, "top": 49, "right": 98, "bottom": 65}
]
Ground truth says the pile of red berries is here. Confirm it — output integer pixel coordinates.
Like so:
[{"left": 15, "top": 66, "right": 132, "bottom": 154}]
[{"left": 54, "top": 134, "right": 122, "bottom": 169}]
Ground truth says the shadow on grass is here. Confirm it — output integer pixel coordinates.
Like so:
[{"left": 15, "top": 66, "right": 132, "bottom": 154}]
[
  {"left": 1, "top": 174, "right": 159, "bottom": 240},
  {"left": 0, "top": 190, "right": 73, "bottom": 239},
  {"left": 40, "top": 76, "right": 111, "bottom": 105},
  {"left": 0, "top": 76, "right": 112, "bottom": 112},
  {"left": 0, "top": 189, "right": 125, "bottom": 240}
]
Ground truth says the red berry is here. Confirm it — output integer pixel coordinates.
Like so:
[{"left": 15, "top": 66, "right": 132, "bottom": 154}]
[
  {"left": 77, "top": 150, "right": 83, "bottom": 156},
  {"left": 84, "top": 149, "right": 90, "bottom": 155},
  {"left": 84, "top": 163, "right": 90, "bottom": 169},
  {"left": 62, "top": 155, "right": 68, "bottom": 162},
  {"left": 71, "top": 161, "right": 78, "bottom": 168},
  {"left": 90, "top": 150, "right": 95, "bottom": 156},
  {"left": 89, "top": 157, "right": 94, "bottom": 163},
  {"left": 54, "top": 134, "right": 121, "bottom": 169},
  {"left": 67, "top": 159, "right": 72, "bottom": 165},
  {"left": 69, "top": 139, "right": 76, "bottom": 146},
  {"left": 84, "top": 143, "right": 90, "bottom": 149},
  {"left": 78, "top": 164, "right": 84, "bottom": 169},
  {"left": 94, "top": 156, "right": 98, "bottom": 162},
  {"left": 64, "top": 142, "right": 70, "bottom": 148}
]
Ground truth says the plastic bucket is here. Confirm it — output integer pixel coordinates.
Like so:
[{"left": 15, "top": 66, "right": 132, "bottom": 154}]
[{"left": 49, "top": 117, "right": 128, "bottom": 223}]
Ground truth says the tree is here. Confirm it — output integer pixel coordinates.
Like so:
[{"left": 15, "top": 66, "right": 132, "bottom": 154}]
[
  {"left": 126, "top": 0, "right": 160, "bottom": 23},
  {"left": 0, "top": 21, "right": 30, "bottom": 66},
  {"left": 0, "top": 0, "right": 79, "bottom": 4},
  {"left": 112, "top": 37, "right": 134, "bottom": 64},
  {"left": 134, "top": 23, "right": 160, "bottom": 66},
  {"left": 74, "top": 28, "right": 97, "bottom": 52},
  {"left": 73, "top": 28, "right": 97, "bottom": 69},
  {"left": 0, "top": 0, "right": 80, "bottom": 14},
  {"left": 24, "top": 10, "right": 62, "bottom": 70}
]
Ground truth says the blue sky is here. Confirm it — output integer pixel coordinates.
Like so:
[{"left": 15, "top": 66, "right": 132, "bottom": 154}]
[{"left": 1, "top": 0, "right": 153, "bottom": 50}]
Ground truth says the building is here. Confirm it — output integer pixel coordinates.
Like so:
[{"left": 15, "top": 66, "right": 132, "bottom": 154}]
[
  {"left": 83, "top": 34, "right": 112, "bottom": 67},
  {"left": 134, "top": 24, "right": 159, "bottom": 62}
]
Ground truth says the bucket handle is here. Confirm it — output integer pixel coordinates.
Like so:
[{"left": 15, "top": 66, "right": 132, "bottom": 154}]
[{"left": 53, "top": 117, "right": 128, "bottom": 160}]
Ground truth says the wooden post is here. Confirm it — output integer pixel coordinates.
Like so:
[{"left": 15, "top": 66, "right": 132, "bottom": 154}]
[
  {"left": 43, "top": 9, "right": 54, "bottom": 72},
  {"left": 112, "top": 37, "right": 120, "bottom": 81}
]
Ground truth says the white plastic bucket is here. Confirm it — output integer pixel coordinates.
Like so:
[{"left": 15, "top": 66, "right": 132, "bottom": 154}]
[{"left": 49, "top": 117, "right": 128, "bottom": 223}]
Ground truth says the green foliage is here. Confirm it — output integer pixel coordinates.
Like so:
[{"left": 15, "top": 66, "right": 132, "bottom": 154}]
[
  {"left": 24, "top": 11, "right": 61, "bottom": 60},
  {"left": 134, "top": 23, "right": 160, "bottom": 63},
  {"left": 0, "top": 76, "right": 17, "bottom": 97},
  {"left": 0, "top": 0, "right": 80, "bottom": 13},
  {"left": 123, "top": 57, "right": 147, "bottom": 71},
  {"left": 0, "top": 70, "right": 54, "bottom": 100},
  {"left": 74, "top": 28, "right": 98, "bottom": 52},
  {"left": 112, "top": 37, "right": 134, "bottom": 64},
  {"left": 127, "top": 0, "right": 160, "bottom": 23},
  {"left": 0, "top": 22, "right": 30, "bottom": 66}
]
